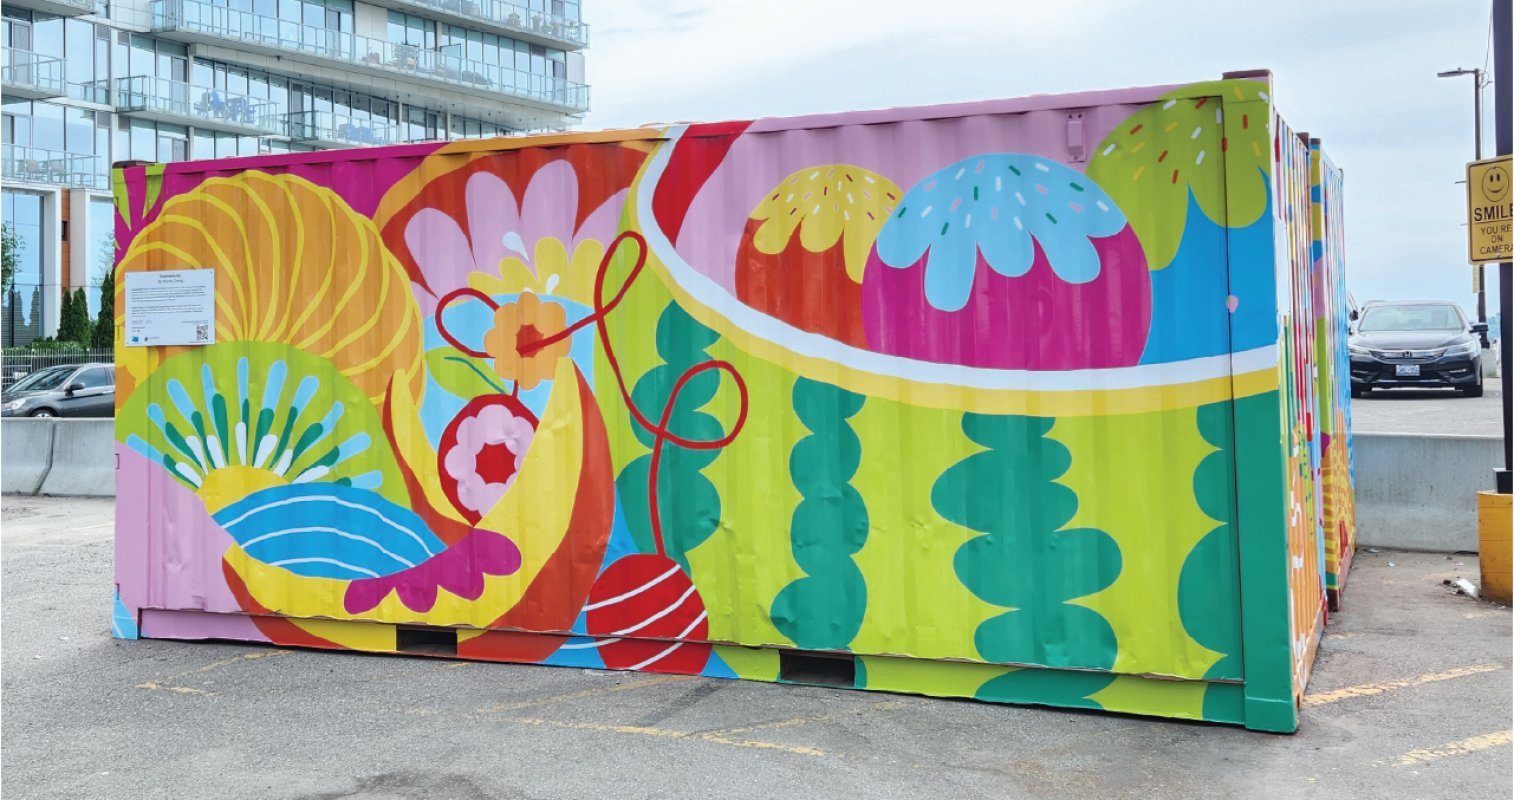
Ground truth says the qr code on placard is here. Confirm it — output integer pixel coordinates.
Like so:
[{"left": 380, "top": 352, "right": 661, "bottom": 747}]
[{"left": 196, "top": 324, "right": 209, "bottom": 341}]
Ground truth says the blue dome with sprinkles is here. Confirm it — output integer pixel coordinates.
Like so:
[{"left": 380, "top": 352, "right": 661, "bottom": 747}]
[{"left": 874, "top": 155, "right": 1128, "bottom": 312}]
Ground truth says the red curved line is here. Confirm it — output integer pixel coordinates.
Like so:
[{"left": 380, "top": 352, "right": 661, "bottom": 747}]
[
  {"left": 505, "top": 230, "right": 752, "bottom": 559},
  {"left": 435, "top": 288, "right": 499, "bottom": 358},
  {"left": 647, "top": 360, "right": 748, "bottom": 556}
]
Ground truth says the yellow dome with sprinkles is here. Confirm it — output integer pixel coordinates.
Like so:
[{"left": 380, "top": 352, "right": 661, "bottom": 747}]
[{"left": 749, "top": 165, "right": 902, "bottom": 283}]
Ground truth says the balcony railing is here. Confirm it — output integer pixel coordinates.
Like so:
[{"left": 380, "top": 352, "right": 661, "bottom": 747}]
[
  {"left": 151, "top": 0, "right": 590, "bottom": 114},
  {"left": 5, "top": 0, "right": 98, "bottom": 18},
  {"left": 1, "top": 48, "right": 65, "bottom": 99},
  {"left": 2, "top": 145, "right": 107, "bottom": 190},
  {"left": 386, "top": 0, "right": 588, "bottom": 47},
  {"left": 115, "top": 75, "right": 285, "bottom": 136},
  {"left": 281, "top": 110, "right": 397, "bottom": 147},
  {"left": 68, "top": 80, "right": 112, "bottom": 105}
]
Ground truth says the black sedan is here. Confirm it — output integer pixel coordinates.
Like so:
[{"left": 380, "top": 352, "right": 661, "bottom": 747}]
[{"left": 1348, "top": 302, "right": 1487, "bottom": 397}]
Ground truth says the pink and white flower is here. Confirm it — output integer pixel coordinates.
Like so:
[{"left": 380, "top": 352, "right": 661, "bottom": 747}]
[
  {"left": 441, "top": 400, "right": 536, "bottom": 519},
  {"left": 404, "top": 160, "right": 627, "bottom": 317}
]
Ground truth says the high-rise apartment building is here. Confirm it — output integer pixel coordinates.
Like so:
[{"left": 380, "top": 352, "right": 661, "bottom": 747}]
[{"left": 2, "top": 0, "right": 588, "bottom": 346}]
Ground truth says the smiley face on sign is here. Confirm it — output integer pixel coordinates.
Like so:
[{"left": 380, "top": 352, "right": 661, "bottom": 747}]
[{"left": 1483, "top": 164, "right": 1509, "bottom": 203}]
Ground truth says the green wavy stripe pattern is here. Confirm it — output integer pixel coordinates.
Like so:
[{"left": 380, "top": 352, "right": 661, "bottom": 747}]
[{"left": 770, "top": 378, "right": 869, "bottom": 650}]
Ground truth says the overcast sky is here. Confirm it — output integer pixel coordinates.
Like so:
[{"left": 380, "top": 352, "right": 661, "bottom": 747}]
[{"left": 581, "top": 0, "right": 1503, "bottom": 321}]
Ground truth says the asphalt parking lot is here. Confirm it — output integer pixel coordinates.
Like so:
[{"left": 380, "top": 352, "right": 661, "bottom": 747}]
[
  {"left": 2, "top": 496, "right": 1511, "bottom": 800},
  {"left": 1351, "top": 382, "right": 1502, "bottom": 437}
]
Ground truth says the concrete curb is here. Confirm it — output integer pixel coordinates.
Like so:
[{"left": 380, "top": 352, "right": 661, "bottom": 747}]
[
  {"left": 1, "top": 418, "right": 58, "bottom": 495},
  {"left": 2, "top": 422, "right": 1503, "bottom": 550},
  {"left": 38, "top": 419, "right": 117, "bottom": 497},
  {"left": 1353, "top": 432, "right": 1503, "bottom": 553}
]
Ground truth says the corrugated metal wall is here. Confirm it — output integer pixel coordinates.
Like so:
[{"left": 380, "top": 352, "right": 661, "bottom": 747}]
[{"left": 112, "top": 76, "right": 1347, "bottom": 730}]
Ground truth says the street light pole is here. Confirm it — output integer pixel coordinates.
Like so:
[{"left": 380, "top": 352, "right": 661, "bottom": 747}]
[
  {"left": 1440, "top": 67, "right": 1490, "bottom": 346},
  {"left": 1494, "top": 0, "right": 1512, "bottom": 494}
]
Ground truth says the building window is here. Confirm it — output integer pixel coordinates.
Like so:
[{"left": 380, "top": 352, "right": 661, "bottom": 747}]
[
  {"left": 121, "top": 33, "right": 188, "bottom": 81},
  {"left": 404, "top": 107, "right": 440, "bottom": 142},
  {"left": 191, "top": 129, "right": 259, "bottom": 159},
  {"left": 386, "top": 10, "right": 433, "bottom": 49},
  {"left": 277, "top": 0, "right": 351, "bottom": 32},
  {"left": 449, "top": 113, "right": 513, "bottom": 140},
  {"left": 3, "top": 100, "right": 104, "bottom": 179},
  {"left": 81, "top": 197, "right": 115, "bottom": 319},
  {"left": 121, "top": 117, "right": 189, "bottom": 163},
  {"left": 2, "top": 190, "right": 47, "bottom": 348}
]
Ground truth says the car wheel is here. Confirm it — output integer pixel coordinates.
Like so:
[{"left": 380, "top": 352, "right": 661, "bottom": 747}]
[{"left": 28, "top": 408, "right": 56, "bottom": 418}]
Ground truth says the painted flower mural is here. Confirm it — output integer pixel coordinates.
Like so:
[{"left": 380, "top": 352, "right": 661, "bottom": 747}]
[
  {"left": 401, "top": 160, "right": 629, "bottom": 315},
  {"left": 113, "top": 78, "right": 1352, "bottom": 733},
  {"left": 483, "top": 292, "right": 573, "bottom": 391},
  {"left": 439, "top": 394, "right": 539, "bottom": 522}
]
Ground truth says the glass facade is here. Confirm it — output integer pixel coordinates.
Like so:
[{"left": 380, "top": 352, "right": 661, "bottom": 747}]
[
  {"left": 2, "top": 191, "right": 46, "bottom": 348},
  {"left": 85, "top": 196, "right": 114, "bottom": 318},
  {"left": 2, "top": 99, "right": 110, "bottom": 189},
  {"left": 153, "top": 0, "right": 588, "bottom": 111},
  {"left": 1, "top": 0, "right": 584, "bottom": 342},
  {"left": 5, "top": 10, "right": 113, "bottom": 103}
]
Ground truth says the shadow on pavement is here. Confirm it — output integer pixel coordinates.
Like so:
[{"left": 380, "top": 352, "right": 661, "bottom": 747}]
[{"left": 1357, "top": 388, "right": 1469, "bottom": 401}]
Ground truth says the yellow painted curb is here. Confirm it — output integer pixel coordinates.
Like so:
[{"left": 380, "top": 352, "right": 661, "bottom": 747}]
[{"left": 1478, "top": 491, "right": 1512, "bottom": 604}]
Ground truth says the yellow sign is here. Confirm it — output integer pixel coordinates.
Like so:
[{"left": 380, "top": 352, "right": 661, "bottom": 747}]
[{"left": 1467, "top": 154, "right": 1512, "bottom": 264}]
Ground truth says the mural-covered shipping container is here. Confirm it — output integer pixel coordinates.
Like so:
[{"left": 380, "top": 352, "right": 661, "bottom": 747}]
[
  {"left": 1311, "top": 140, "right": 1356, "bottom": 609},
  {"left": 111, "top": 70, "right": 1355, "bottom": 733}
]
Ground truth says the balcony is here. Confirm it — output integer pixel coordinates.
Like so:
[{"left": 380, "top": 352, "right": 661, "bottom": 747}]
[
  {"left": 151, "top": 0, "right": 590, "bottom": 118},
  {"left": 281, "top": 110, "right": 397, "bottom": 149},
  {"left": 2, "top": 145, "right": 108, "bottom": 191},
  {"left": 361, "top": 0, "right": 588, "bottom": 49},
  {"left": 1, "top": 49, "right": 65, "bottom": 101},
  {"left": 4, "top": 0, "right": 98, "bottom": 18},
  {"left": 116, "top": 76, "right": 285, "bottom": 137}
]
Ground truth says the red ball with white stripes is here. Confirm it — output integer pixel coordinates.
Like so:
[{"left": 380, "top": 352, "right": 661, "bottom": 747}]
[{"left": 583, "top": 553, "right": 711, "bottom": 674}]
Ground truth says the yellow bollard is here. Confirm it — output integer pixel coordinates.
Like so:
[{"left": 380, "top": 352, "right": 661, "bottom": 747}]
[{"left": 1478, "top": 492, "right": 1512, "bottom": 604}]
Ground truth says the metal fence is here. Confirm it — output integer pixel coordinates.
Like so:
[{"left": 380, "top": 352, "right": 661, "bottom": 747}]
[{"left": 1, "top": 349, "right": 114, "bottom": 391}]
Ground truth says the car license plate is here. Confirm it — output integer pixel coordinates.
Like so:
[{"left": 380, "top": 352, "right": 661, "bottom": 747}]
[{"left": 1396, "top": 364, "right": 1420, "bottom": 377}]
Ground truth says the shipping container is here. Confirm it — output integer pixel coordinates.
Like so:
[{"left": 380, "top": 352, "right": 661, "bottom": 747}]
[
  {"left": 1312, "top": 140, "right": 1357, "bottom": 609},
  {"left": 112, "top": 69, "right": 1355, "bottom": 733}
]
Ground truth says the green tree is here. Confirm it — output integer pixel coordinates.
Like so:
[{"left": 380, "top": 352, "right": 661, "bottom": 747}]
[
  {"left": 59, "top": 288, "right": 78, "bottom": 343},
  {"left": 92, "top": 268, "right": 115, "bottom": 351},
  {"left": 57, "top": 287, "right": 94, "bottom": 345},
  {"left": 73, "top": 287, "right": 93, "bottom": 346}
]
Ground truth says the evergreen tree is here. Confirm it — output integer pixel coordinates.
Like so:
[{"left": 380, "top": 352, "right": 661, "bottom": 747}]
[
  {"left": 59, "top": 289, "right": 77, "bottom": 343},
  {"left": 57, "top": 288, "right": 92, "bottom": 345},
  {"left": 73, "top": 288, "right": 92, "bottom": 346},
  {"left": 92, "top": 269, "right": 114, "bottom": 352}
]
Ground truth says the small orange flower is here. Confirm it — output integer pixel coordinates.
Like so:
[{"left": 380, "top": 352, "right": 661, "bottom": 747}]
[{"left": 483, "top": 292, "right": 571, "bottom": 391}]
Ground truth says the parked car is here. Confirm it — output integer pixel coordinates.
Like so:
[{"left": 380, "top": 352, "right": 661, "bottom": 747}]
[
  {"left": 0, "top": 363, "right": 116, "bottom": 417},
  {"left": 1348, "top": 301, "right": 1487, "bottom": 397}
]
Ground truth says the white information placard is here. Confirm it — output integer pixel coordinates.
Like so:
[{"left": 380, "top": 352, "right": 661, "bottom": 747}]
[{"left": 124, "top": 270, "right": 216, "bottom": 347}]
